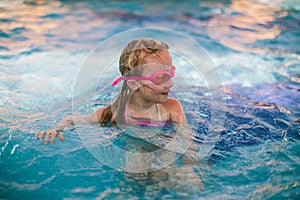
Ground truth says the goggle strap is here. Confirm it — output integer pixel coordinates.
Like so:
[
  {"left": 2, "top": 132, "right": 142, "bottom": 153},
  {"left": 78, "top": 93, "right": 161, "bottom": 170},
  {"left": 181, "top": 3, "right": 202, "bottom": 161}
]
[{"left": 112, "top": 76, "right": 124, "bottom": 86}]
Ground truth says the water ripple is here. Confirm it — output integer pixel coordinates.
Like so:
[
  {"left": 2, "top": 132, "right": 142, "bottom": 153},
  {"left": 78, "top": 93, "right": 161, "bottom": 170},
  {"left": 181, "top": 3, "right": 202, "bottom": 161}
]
[
  {"left": 0, "top": 0, "right": 299, "bottom": 199},
  {"left": 0, "top": 175, "right": 56, "bottom": 191}
]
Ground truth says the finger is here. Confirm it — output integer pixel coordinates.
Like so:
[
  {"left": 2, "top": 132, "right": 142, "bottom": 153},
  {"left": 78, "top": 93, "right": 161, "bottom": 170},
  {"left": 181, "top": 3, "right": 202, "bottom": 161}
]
[
  {"left": 44, "top": 131, "right": 51, "bottom": 145},
  {"left": 57, "top": 132, "right": 65, "bottom": 142},
  {"left": 50, "top": 130, "right": 57, "bottom": 144},
  {"left": 39, "top": 131, "right": 46, "bottom": 141},
  {"left": 35, "top": 132, "right": 39, "bottom": 140}
]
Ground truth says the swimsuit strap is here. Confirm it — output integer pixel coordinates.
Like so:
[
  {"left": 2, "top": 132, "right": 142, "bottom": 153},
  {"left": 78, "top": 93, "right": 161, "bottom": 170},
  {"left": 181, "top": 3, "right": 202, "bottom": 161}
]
[{"left": 156, "top": 103, "right": 162, "bottom": 121}]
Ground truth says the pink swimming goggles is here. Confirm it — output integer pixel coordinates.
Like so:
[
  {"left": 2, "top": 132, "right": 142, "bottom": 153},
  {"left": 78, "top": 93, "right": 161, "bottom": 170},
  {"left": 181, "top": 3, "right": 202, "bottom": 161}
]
[{"left": 112, "top": 65, "right": 176, "bottom": 86}]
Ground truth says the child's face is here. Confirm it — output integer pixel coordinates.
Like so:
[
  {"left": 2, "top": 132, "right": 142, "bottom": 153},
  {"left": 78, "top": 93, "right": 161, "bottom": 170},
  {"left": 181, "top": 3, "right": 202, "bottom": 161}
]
[{"left": 136, "top": 51, "right": 174, "bottom": 103}]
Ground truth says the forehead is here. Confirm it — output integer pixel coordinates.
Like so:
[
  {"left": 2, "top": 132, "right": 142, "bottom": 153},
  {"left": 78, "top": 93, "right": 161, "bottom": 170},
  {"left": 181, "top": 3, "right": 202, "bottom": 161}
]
[
  {"left": 141, "top": 50, "right": 172, "bottom": 74},
  {"left": 139, "top": 63, "right": 173, "bottom": 75}
]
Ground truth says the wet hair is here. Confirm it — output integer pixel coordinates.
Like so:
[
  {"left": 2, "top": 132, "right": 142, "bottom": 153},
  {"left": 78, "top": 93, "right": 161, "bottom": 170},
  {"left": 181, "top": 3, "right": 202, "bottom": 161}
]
[{"left": 99, "top": 38, "right": 169, "bottom": 126}]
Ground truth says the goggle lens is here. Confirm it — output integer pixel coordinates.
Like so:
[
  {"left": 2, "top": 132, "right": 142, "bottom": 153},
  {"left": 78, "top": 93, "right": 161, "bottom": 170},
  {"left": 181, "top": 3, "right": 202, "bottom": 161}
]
[{"left": 155, "top": 73, "right": 171, "bottom": 84}]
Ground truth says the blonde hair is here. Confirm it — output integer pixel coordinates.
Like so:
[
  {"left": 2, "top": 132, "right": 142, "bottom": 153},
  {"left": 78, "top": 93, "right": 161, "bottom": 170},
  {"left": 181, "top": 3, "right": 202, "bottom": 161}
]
[{"left": 99, "top": 38, "right": 169, "bottom": 126}]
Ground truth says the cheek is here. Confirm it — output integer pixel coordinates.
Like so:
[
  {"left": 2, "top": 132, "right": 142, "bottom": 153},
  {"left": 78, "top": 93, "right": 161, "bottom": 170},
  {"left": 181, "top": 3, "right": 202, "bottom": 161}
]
[
  {"left": 150, "top": 84, "right": 165, "bottom": 92},
  {"left": 141, "top": 84, "right": 164, "bottom": 95}
]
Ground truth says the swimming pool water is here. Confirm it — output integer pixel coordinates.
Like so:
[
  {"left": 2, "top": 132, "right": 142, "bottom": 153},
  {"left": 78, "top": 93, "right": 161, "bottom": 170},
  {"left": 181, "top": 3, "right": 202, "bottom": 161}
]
[{"left": 0, "top": 0, "right": 299, "bottom": 199}]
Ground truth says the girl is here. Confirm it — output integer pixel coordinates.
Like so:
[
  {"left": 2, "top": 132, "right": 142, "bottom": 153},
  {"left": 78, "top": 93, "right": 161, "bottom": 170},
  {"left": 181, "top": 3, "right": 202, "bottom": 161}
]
[
  {"left": 36, "top": 38, "right": 202, "bottom": 187},
  {"left": 36, "top": 38, "right": 187, "bottom": 144}
]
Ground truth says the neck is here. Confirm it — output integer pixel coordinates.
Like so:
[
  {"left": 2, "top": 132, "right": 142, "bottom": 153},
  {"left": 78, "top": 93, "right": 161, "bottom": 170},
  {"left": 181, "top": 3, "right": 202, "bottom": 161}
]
[{"left": 128, "top": 91, "right": 155, "bottom": 111}]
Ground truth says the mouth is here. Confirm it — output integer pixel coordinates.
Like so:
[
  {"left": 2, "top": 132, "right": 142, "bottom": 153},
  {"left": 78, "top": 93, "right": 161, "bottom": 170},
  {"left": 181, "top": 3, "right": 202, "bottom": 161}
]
[{"left": 161, "top": 92, "right": 169, "bottom": 96}]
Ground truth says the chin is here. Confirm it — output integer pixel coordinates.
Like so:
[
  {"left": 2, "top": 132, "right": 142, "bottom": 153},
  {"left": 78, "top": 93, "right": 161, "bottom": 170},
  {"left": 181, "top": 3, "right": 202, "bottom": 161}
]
[{"left": 156, "top": 96, "right": 168, "bottom": 103}]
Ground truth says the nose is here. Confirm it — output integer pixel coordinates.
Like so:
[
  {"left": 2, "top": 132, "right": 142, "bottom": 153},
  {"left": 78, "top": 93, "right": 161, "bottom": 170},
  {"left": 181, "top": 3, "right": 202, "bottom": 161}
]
[{"left": 163, "top": 79, "right": 173, "bottom": 88}]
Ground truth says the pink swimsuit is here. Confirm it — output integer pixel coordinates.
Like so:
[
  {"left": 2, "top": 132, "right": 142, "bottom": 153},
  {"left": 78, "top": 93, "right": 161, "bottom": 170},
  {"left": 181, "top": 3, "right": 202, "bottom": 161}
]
[{"left": 124, "top": 102, "right": 166, "bottom": 127}]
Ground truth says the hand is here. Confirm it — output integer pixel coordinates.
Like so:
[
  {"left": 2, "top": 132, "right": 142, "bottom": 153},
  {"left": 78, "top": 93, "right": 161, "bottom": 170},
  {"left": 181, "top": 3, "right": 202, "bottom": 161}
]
[
  {"left": 35, "top": 129, "right": 65, "bottom": 144},
  {"left": 56, "top": 116, "right": 75, "bottom": 128}
]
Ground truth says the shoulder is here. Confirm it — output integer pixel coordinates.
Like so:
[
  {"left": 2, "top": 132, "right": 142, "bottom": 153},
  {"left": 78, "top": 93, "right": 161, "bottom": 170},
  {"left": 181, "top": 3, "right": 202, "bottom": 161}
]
[
  {"left": 163, "top": 97, "right": 183, "bottom": 110},
  {"left": 93, "top": 106, "right": 108, "bottom": 121},
  {"left": 162, "top": 98, "right": 187, "bottom": 123}
]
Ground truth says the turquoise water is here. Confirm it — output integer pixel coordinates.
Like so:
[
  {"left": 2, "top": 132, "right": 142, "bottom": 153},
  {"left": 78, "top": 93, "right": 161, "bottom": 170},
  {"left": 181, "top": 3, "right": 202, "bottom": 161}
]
[{"left": 1, "top": 0, "right": 300, "bottom": 199}]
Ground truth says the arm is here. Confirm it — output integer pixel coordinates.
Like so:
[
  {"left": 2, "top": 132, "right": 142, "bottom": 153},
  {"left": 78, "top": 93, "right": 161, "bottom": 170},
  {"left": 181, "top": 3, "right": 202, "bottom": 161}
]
[
  {"left": 36, "top": 107, "right": 106, "bottom": 144},
  {"left": 165, "top": 98, "right": 199, "bottom": 164}
]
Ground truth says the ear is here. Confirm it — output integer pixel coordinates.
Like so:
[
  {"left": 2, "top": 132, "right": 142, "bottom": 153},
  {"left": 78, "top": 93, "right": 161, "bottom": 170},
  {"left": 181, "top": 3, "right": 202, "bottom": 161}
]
[{"left": 127, "top": 80, "right": 140, "bottom": 91}]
